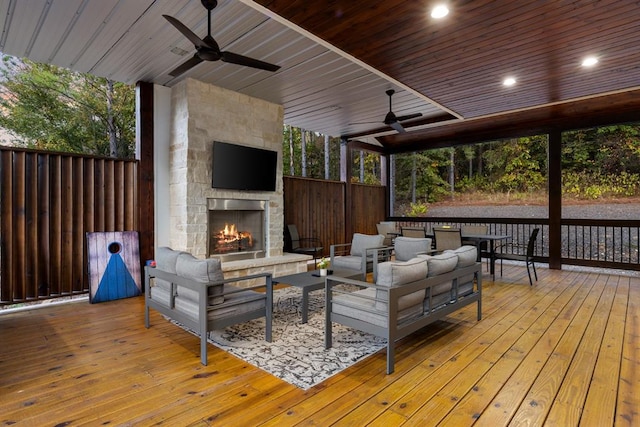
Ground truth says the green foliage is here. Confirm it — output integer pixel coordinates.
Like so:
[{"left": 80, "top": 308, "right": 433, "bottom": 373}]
[
  {"left": 408, "top": 202, "right": 429, "bottom": 216},
  {"left": 563, "top": 171, "right": 640, "bottom": 199},
  {"left": 280, "top": 123, "right": 640, "bottom": 215},
  {"left": 352, "top": 151, "right": 382, "bottom": 184},
  {"left": 484, "top": 137, "right": 547, "bottom": 193},
  {"left": 281, "top": 126, "right": 342, "bottom": 180},
  {"left": 0, "top": 56, "right": 135, "bottom": 158}
]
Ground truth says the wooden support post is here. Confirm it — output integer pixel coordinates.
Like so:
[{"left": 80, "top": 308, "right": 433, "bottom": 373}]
[
  {"left": 548, "top": 130, "right": 562, "bottom": 270},
  {"left": 135, "top": 81, "right": 155, "bottom": 268}
]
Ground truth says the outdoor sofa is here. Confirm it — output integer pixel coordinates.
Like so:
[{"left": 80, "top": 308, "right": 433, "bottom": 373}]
[{"left": 325, "top": 245, "right": 482, "bottom": 374}]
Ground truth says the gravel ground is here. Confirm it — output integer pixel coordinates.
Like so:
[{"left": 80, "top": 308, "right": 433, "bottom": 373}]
[{"left": 426, "top": 203, "right": 640, "bottom": 220}]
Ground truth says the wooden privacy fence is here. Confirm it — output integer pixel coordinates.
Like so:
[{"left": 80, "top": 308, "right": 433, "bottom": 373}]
[
  {"left": 0, "top": 147, "right": 138, "bottom": 305},
  {"left": 283, "top": 176, "right": 387, "bottom": 258}
]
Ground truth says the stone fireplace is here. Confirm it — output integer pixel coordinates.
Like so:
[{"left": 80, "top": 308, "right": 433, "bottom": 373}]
[
  {"left": 208, "top": 198, "right": 266, "bottom": 261},
  {"left": 164, "top": 78, "right": 308, "bottom": 282}
]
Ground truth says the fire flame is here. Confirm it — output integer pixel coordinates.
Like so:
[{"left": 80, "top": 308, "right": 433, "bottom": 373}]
[{"left": 217, "top": 223, "right": 253, "bottom": 246}]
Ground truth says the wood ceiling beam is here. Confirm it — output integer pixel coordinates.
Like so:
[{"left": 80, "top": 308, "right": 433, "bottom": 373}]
[{"left": 377, "top": 89, "right": 640, "bottom": 154}]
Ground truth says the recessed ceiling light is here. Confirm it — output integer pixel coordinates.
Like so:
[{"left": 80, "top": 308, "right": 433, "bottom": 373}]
[
  {"left": 582, "top": 56, "right": 598, "bottom": 67},
  {"left": 503, "top": 77, "right": 516, "bottom": 87},
  {"left": 431, "top": 4, "right": 449, "bottom": 19}
]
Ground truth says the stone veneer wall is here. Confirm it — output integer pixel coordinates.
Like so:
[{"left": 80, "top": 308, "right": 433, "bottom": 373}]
[{"left": 168, "top": 78, "right": 285, "bottom": 259}]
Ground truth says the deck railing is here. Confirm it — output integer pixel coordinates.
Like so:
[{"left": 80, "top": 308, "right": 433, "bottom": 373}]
[{"left": 391, "top": 217, "right": 640, "bottom": 271}]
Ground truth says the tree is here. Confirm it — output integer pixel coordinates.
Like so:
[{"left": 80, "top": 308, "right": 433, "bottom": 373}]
[{"left": 0, "top": 56, "right": 135, "bottom": 158}]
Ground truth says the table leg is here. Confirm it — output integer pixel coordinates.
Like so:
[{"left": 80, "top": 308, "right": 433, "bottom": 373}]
[
  {"left": 490, "top": 240, "right": 496, "bottom": 276},
  {"left": 301, "top": 288, "right": 309, "bottom": 323}
]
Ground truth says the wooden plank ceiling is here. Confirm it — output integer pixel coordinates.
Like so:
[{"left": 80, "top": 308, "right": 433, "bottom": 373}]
[
  {"left": 255, "top": 0, "right": 640, "bottom": 151},
  {"left": 0, "top": 0, "right": 639, "bottom": 153}
]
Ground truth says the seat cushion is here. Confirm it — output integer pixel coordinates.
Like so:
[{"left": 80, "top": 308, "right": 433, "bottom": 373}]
[
  {"left": 394, "top": 237, "right": 432, "bottom": 262},
  {"left": 332, "top": 288, "right": 423, "bottom": 328},
  {"left": 175, "top": 253, "right": 225, "bottom": 305},
  {"left": 331, "top": 255, "right": 364, "bottom": 271},
  {"left": 174, "top": 285, "right": 266, "bottom": 322},
  {"left": 350, "top": 233, "right": 385, "bottom": 256}
]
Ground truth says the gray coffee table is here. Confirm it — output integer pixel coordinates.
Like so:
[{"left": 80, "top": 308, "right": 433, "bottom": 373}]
[{"left": 273, "top": 269, "right": 362, "bottom": 323}]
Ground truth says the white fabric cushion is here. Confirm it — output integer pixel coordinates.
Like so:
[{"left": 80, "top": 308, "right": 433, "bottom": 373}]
[
  {"left": 376, "top": 257, "right": 428, "bottom": 287},
  {"left": 375, "top": 257, "right": 427, "bottom": 311},
  {"left": 394, "top": 237, "right": 432, "bottom": 262},
  {"left": 154, "top": 247, "right": 188, "bottom": 298},
  {"left": 445, "top": 245, "right": 477, "bottom": 268},
  {"left": 333, "top": 288, "right": 423, "bottom": 327},
  {"left": 423, "top": 252, "right": 459, "bottom": 277},
  {"left": 175, "top": 253, "right": 225, "bottom": 305},
  {"left": 155, "top": 246, "right": 185, "bottom": 273},
  {"left": 350, "top": 233, "right": 385, "bottom": 256}
]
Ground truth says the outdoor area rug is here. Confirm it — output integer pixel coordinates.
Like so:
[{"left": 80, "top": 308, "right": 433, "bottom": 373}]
[{"left": 172, "top": 286, "right": 387, "bottom": 390}]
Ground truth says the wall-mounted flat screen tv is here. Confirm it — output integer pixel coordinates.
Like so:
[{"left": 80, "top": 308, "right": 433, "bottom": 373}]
[{"left": 211, "top": 141, "right": 277, "bottom": 191}]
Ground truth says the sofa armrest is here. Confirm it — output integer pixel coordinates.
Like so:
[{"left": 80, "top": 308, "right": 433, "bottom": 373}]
[{"left": 370, "top": 246, "right": 394, "bottom": 282}]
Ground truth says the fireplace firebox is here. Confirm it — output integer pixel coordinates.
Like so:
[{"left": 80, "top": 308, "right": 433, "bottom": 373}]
[{"left": 207, "top": 198, "right": 266, "bottom": 261}]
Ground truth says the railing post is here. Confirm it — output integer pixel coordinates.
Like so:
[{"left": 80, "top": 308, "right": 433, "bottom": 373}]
[{"left": 548, "top": 131, "right": 562, "bottom": 270}]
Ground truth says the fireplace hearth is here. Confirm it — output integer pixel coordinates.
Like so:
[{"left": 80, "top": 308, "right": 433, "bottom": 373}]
[{"left": 207, "top": 198, "right": 266, "bottom": 261}]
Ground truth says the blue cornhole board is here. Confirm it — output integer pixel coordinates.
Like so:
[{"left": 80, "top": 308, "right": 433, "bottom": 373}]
[{"left": 87, "top": 231, "right": 141, "bottom": 303}]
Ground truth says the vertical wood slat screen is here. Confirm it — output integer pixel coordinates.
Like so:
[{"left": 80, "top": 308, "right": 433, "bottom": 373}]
[
  {"left": 0, "top": 147, "right": 138, "bottom": 305},
  {"left": 283, "top": 177, "right": 386, "bottom": 256},
  {"left": 350, "top": 183, "right": 386, "bottom": 235}
]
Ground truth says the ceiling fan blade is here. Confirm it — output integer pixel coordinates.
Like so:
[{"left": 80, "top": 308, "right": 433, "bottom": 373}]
[
  {"left": 221, "top": 51, "right": 280, "bottom": 72},
  {"left": 163, "top": 15, "right": 209, "bottom": 49},
  {"left": 389, "top": 121, "right": 406, "bottom": 133},
  {"left": 396, "top": 112, "right": 423, "bottom": 122},
  {"left": 169, "top": 54, "right": 204, "bottom": 77}
]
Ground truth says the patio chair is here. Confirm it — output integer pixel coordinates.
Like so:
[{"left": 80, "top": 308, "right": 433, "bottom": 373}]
[
  {"left": 330, "top": 233, "right": 387, "bottom": 280},
  {"left": 493, "top": 228, "right": 539, "bottom": 286},
  {"left": 462, "top": 224, "right": 489, "bottom": 265},
  {"left": 433, "top": 227, "right": 462, "bottom": 252},
  {"left": 286, "top": 224, "right": 323, "bottom": 266},
  {"left": 376, "top": 221, "right": 398, "bottom": 246},
  {"left": 401, "top": 226, "right": 427, "bottom": 238}
]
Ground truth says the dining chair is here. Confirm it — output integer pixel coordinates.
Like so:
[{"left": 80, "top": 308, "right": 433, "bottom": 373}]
[
  {"left": 286, "top": 224, "right": 324, "bottom": 267},
  {"left": 462, "top": 224, "right": 489, "bottom": 265},
  {"left": 376, "top": 221, "right": 397, "bottom": 246},
  {"left": 400, "top": 226, "right": 427, "bottom": 238},
  {"left": 493, "top": 228, "right": 540, "bottom": 286},
  {"left": 433, "top": 227, "right": 462, "bottom": 252}
]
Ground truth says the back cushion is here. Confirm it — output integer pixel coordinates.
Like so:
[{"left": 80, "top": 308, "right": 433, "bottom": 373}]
[
  {"left": 376, "top": 257, "right": 428, "bottom": 311},
  {"left": 350, "top": 233, "right": 385, "bottom": 256},
  {"left": 424, "top": 252, "right": 458, "bottom": 277},
  {"left": 154, "top": 247, "right": 187, "bottom": 295},
  {"left": 394, "top": 237, "right": 432, "bottom": 262},
  {"left": 175, "top": 253, "right": 225, "bottom": 305},
  {"left": 445, "top": 245, "right": 477, "bottom": 268},
  {"left": 377, "top": 257, "right": 428, "bottom": 287},
  {"left": 156, "top": 246, "right": 185, "bottom": 273}
]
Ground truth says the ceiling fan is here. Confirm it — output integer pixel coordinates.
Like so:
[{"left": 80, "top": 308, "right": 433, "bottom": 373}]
[
  {"left": 163, "top": 0, "right": 280, "bottom": 77},
  {"left": 381, "top": 89, "right": 422, "bottom": 133}
]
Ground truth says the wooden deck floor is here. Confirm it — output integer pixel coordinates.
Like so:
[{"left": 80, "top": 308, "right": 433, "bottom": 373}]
[{"left": 1, "top": 264, "right": 638, "bottom": 426}]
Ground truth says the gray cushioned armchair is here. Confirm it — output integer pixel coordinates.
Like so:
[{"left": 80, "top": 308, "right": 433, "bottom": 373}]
[
  {"left": 330, "top": 233, "right": 387, "bottom": 280},
  {"left": 145, "top": 247, "right": 273, "bottom": 365}
]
